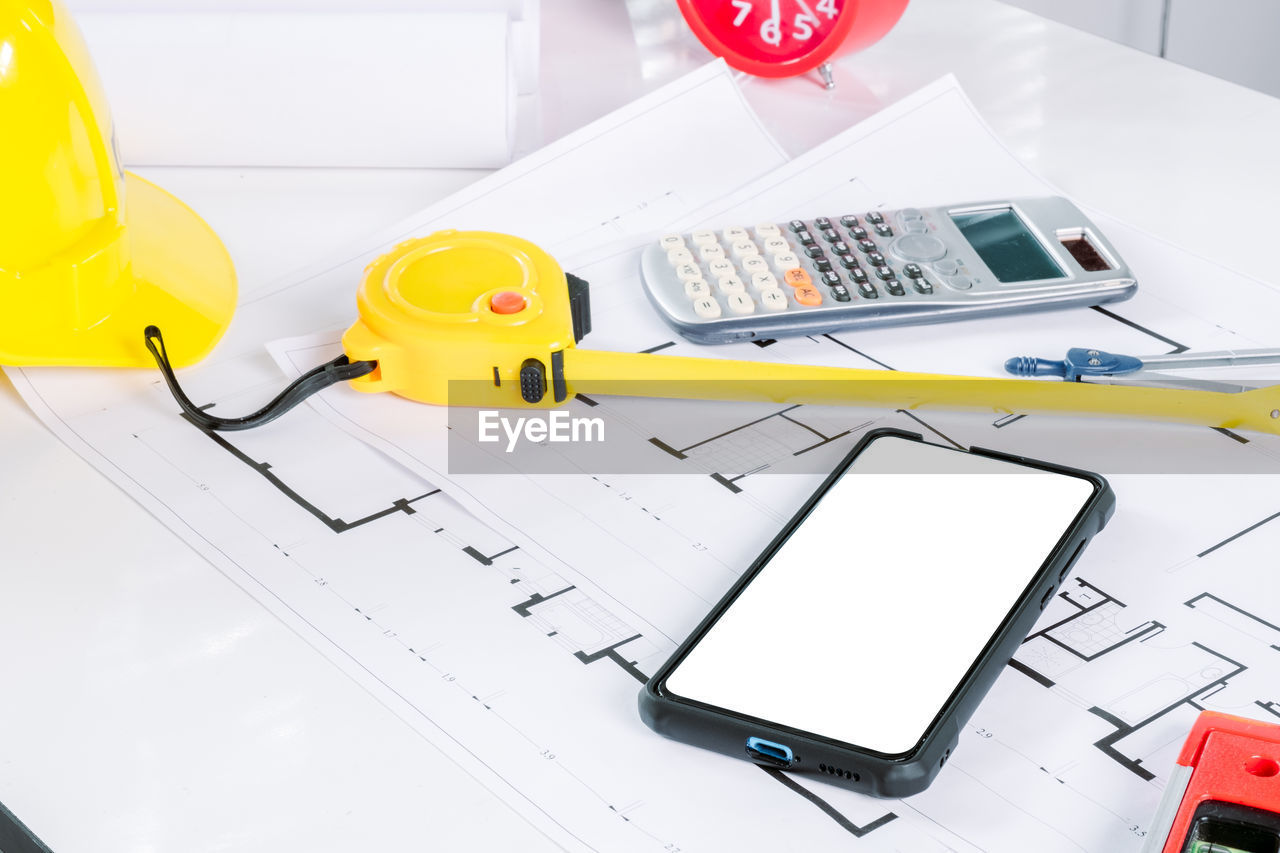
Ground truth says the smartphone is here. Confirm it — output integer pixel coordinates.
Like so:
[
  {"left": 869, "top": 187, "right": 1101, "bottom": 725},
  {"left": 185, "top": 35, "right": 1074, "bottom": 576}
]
[{"left": 639, "top": 428, "right": 1114, "bottom": 798}]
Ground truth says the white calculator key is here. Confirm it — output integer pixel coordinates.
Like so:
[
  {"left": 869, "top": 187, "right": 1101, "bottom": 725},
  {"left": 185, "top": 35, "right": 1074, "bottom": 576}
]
[
  {"left": 698, "top": 244, "right": 726, "bottom": 262},
  {"left": 726, "top": 292, "right": 755, "bottom": 315},
  {"left": 760, "top": 288, "right": 789, "bottom": 312},
  {"left": 716, "top": 274, "right": 746, "bottom": 295},
  {"left": 741, "top": 256, "right": 769, "bottom": 275},
  {"left": 731, "top": 240, "right": 760, "bottom": 259},
  {"left": 762, "top": 236, "right": 791, "bottom": 255},
  {"left": 675, "top": 262, "right": 704, "bottom": 282},
  {"left": 692, "top": 297, "right": 722, "bottom": 319},
  {"left": 772, "top": 252, "right": 801, "bottom": 272},
  {"left": 667, "top": 247, "right": 693, "bottom": 265},
  {"left": 708, "top": 258, "right": 734, "bottom": 279},
  {"left": 750, "top": 271, "right": 780, "bottom": 291},
  {"left": 755, "top": 223, "right": 781, "bottom": 238},
  {"left": 659, "top": 233, "right": 685, "bottom": 251},
  {"left": 684, "top": 279, "right": 711, "bottom": 299},
  {"left": 722, "top": 226, "right": 749, "bottom": 243},
  {"left": 691, "top": 229, "right": 718, "bottom": 247}
]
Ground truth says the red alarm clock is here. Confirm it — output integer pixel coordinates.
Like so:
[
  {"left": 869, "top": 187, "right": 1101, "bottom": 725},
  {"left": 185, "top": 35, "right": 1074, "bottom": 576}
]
[{"left": 676, "top": 0, "right": 909, "bottom": 87}]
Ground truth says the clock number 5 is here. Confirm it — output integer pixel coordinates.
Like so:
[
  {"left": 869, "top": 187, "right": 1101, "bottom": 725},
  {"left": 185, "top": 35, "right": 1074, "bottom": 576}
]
[
  {"left": 731, "top": 0, "right": 752, "bottom": 27},
  {"left": 793, "top": 0, "right": 819, "bottom": 39}
]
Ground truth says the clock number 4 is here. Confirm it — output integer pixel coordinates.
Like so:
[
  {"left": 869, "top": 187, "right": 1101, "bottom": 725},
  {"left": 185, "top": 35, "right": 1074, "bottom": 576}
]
[{"left": 817, "top": 0, "right": 839, "bottom": 18}]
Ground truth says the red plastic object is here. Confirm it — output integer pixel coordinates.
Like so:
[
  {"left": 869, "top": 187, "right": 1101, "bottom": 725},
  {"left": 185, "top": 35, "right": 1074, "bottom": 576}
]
[
  {"left": 676, "top": 0, "right": 909, "bottom": 78},
  {"left": 1151, "top": 711, "right": 1280, "bottom": 853},
  {"left": 490, "top": 290, "right": 527, "bottom": 314}
]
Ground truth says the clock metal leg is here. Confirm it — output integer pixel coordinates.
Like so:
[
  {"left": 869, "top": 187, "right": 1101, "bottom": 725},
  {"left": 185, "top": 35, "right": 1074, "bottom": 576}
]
[{"left": 818, "top": 62, "right": 835, "bottom": 90}]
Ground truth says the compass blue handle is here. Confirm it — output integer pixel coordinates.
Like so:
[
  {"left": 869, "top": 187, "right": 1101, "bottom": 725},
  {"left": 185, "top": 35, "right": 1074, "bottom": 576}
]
[{"left": 1005, "top": 348, "right": 1145, "bottom": 381}]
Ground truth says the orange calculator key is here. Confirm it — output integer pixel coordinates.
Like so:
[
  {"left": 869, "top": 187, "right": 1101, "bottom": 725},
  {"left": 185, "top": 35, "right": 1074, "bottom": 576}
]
[
  {"left": 794, "top": 285, "right": 822, "bottom": 306},
  {"left": 783, "top": 268, "right": 812, "bottom": 288}
]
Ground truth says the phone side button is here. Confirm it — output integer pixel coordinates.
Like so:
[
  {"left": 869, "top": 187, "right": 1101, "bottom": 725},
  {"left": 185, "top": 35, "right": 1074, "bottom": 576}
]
[
  {"left": 745, "top": 737, "right": 795, "bottom": 768},
  {"left": 1039, "top": 585, "right": 1057, "bottom": 610}
]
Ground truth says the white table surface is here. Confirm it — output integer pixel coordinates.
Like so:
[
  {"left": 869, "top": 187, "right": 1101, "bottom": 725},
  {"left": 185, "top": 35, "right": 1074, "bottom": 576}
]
[{"left": 2, "top": 1, "right": 1277, "bottom": 850}]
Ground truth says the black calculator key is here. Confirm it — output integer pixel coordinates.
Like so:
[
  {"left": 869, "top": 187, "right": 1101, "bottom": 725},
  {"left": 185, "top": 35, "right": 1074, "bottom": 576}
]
[
  {"left": 814, "top": 257, "right": 833, "bottom": 272},
  {"left": 903, "top": 263, "right": 923, "bottom": 278},
  {"left": 821, "top": 270, "right": 841, "bottom": 287},
  {"left": 814, "top": 216, "right": 831, "bottom": 229},
  {"left": 913, "top": 278, "right": 934, "bottom": 294},
  {"left": 804, "top": 245, "right": 825, "bottom": 259},
  {"left": 848, "top": 226, "right": 868, "bottom": 240},
  {"left": 820, "top": 228, "right": 839, "bottom": 242},
  {"left": 849, "top": 266, "right": 868, "bottom": 282},
  {"left": 886, "top": 280, "right": 905, "bottom": 296},
  {"left": 857, "top": 281, "right": 878, "bottom": 298},
  {"left": 797, "top": 230, "right": 816, "bottom": 246},
  {"left": 839, "top": 255, "right": 861, "bottom": 270},
  {"left": 875, "top": 224, "right": 893, "bottom": 238},
  {"left": 857, "top": 239, "right": 878, "bottom": 254},
  {"left": 830, "top": 284, "right": 851, "bottom": 301},
  {"left": 831, "top": 240, "right": 851, "bottom": 255},
  {"left": 875, "top": 266, "right": 897, "bottom": 280},
  {"left": 867, "top": 252, "right": 887, "bottom": 267},
  {"left": 789, "top": 219, "right": 806, "bottom": 232},
  {"left": 840, "top": 215, "right": 858, "bottom": 227},
  {"left": 865, "top": 211, "right": 885, "bottom": 224}
]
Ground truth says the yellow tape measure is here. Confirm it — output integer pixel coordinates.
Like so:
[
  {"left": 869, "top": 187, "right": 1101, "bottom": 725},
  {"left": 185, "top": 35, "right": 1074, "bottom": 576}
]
[{"left": 341, "top": 230, "right": 1280, "bottom": 436}]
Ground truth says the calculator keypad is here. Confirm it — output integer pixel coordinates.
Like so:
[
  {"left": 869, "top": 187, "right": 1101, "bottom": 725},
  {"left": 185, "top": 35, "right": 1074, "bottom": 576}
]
[{"left": 653, "top": 210, "right": 944, "bottom": 328}]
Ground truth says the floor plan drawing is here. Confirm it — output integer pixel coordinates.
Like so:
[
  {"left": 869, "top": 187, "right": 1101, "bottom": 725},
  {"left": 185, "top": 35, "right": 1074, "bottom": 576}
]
[{"left": 13, "top": 73, "right": 1280, "bottom": 852}]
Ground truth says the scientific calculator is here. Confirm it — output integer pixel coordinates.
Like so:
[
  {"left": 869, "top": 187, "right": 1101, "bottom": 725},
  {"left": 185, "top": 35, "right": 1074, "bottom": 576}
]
[{"left": 640, "top": 197, "right": 1137, "bottom": 344}]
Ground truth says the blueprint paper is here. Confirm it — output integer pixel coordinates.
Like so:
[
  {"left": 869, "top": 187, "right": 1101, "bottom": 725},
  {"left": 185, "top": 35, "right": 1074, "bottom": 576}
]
[
  {"left": 265, "top": 76, "right": 1280, "bottom": 852},
  {"left": 11, "top": 68, "right": 1280, "bottom": 852}
]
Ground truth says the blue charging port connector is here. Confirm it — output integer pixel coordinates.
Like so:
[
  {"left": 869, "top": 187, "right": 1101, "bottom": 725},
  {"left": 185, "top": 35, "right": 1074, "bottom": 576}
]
[{"left": 745, "top": 737, "right": 795, "bottom": 768}]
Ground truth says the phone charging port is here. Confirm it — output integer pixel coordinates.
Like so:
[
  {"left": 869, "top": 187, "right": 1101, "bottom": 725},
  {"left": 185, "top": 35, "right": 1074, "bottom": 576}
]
[{"left": 745, "top": 737, "right": 794, "bottom": 768}]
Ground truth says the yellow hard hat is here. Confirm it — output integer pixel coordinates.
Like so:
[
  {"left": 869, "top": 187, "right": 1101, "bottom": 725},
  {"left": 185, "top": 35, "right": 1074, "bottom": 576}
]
[{"left": 0, "top": 0, "right": 235, "bottom": 367}]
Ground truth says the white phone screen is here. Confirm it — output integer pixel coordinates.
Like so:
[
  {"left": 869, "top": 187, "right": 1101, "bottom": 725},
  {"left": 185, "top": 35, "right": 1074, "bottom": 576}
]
[{"left": 663, "top": 436, "right": 1097, "bottom": 756}]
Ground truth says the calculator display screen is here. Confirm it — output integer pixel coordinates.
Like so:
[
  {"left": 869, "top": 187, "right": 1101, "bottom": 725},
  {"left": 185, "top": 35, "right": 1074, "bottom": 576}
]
[
  {"left": 662, "top": 436, "right": 1097, "bottom": 756},
  {"left": 951, "top": 207, "right": 1066, "bottom": 282}
]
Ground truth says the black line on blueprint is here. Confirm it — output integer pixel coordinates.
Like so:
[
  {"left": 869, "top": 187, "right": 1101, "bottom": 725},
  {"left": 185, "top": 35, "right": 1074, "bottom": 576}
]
[
  {"left": 792, "top": 430, "right": 855, "bottom": 457},
  {"left": 1090, "top": 306, "right": 1189, "bottom": 353},
  {"left": 1186, "top": 592, "right": 1280, "bottom": 633},
  {"left": 1211, "top": 427, "right": 1251, "bottom": 444},
  {"left": 1197, "top": 510, "right": 1280, "bottom": 558},
  {"left": 777, "top": 412, "right": 829, "bottom": 442},
  {"left": 191, "top": 421, "right": 437, "bottom": 533},
  {"left": 894, "top": 410, "right": 965, "bottom": 450},
  {"left": 463, "top": 544, "right": 519, "bottom": 567},
  {"left": 822, "top": 334, "right": 895, "bottom": 370},
  {"left": 647, "top": 438, "right": 687, "bottom": 460},
  {"left": 512, "top": 586, "right": 575, "bottom": 617},
  {"left": 1008, "top": 659, "right": 1055, "bottom": 687},
  {"left": 574, "top": 636, "right": 648, "bottom": 684},
  {"left": 1257, "top": 701, "right": 1280, "bottom": 720},
  {"left": 711, "top": 472, "right": 743, "bottom": 494},
  {"left": 758, "top": 767, "right": 897, "bottom": 838},
  {"left": 574, "top": 393, "right": 599, "bottom": 407},
  {"left": 676, "top": 405, "right": 804, "bottom": 454},
  {"left": 641, "top": 341, "right": 676, "bottom": 354},
  {"left": 752, "top": 338, "right": 778, "bottom": 348}
]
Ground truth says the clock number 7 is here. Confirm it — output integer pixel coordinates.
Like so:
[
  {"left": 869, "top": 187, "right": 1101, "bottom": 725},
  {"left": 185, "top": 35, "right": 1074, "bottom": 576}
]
[{"left": 731, "top": 0, "right": 752, "bottom": 27}]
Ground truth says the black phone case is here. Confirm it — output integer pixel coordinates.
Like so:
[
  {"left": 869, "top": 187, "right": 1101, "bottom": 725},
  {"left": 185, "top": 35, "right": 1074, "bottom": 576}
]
[{"left": 638, "top": 427, "right": 1115, "bottom": 799}]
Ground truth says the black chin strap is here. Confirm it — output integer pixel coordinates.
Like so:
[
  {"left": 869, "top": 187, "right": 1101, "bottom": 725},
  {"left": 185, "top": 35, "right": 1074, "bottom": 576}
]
[{"left": 144, "top": 325, "right": 377, "bottom": 432}]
